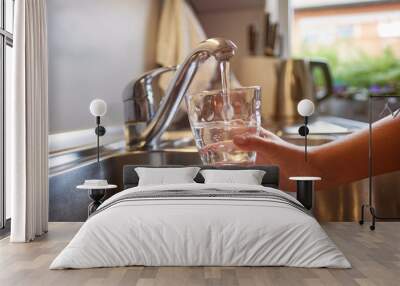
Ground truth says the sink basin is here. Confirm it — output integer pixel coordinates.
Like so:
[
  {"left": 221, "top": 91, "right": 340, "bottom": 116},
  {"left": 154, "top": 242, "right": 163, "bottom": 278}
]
[
  {"left": 50, "top": 143, "right": 400, "bottom": 223},
  {"left": 282, "top": 135, "right": 335, "bottom": 146},
  {"left": 49, "top": 150, "right": 202, "bottom": 222}
]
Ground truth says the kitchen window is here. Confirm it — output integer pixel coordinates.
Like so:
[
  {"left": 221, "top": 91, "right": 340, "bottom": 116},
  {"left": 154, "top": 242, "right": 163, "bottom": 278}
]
[{"left": 292, "top": 0, "right": 400, "bottom": 96}]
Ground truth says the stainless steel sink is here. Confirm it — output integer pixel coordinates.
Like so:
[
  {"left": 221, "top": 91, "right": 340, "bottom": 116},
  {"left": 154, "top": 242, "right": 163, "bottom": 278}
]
[
  {"left": 50, "top": 132, "right": 400, "bottom": 223},
  {"left": 49, "top": 150, "right": 202, "bottom": 222},
  {"left": 282, "top": 134, "right": 335, "bottom": 146}
]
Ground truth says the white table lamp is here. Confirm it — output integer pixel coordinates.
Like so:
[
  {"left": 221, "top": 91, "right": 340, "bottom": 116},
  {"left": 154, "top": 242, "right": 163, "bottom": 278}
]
[
  {"left": 297, "top": 99, "right": 315, "bottom": 162},
  {"left": 89, "top": 99, "right": 107, "bottom": 163}
]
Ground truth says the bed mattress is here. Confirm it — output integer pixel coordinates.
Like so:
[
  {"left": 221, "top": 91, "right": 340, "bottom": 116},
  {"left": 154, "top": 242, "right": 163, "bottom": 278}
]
[{"left": 50, "top": 183, "right": 350, "bottom": 269}]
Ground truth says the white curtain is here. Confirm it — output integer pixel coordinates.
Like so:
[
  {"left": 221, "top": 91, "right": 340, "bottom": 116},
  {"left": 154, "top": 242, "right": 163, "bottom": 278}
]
[
  {"left": 156, "top": 0, "right": 213, "bottom": 95},
  {"left": 156, "top": 0, "right": 240, "bottom": 95},
  {"left": 156, "top": 0, "right": 207, "bottom": 67},
  {"left": 9, "top": 0, "right": 49, "bottom": 242}
]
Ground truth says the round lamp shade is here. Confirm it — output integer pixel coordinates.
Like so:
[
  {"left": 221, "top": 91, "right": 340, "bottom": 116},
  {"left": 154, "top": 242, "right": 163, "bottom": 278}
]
[
  {"left": 297, "top": 99, "right": 315, "bottom": 117},
  {"left": 89, "top": 99, "right": 107, "bottom": 117}
]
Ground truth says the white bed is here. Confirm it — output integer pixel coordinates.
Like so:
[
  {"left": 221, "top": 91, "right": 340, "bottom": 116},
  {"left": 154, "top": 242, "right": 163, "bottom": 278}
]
[{"left": 50, "top": 182, "right": 350, "bottom": 269}]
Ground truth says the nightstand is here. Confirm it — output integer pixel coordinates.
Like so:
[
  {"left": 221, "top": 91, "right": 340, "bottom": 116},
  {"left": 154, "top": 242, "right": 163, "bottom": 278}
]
[
  {"left": 76, "top": 184, "right": 117, "bottom": 216},
  {"left": 289, "top": 177, "right": 321, "bottom": 210}
]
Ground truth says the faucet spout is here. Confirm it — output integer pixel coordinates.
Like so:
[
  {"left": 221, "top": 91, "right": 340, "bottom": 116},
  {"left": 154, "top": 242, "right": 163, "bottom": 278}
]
[{"left": 135, "top": 38, "right": 238, "bottom": 148}]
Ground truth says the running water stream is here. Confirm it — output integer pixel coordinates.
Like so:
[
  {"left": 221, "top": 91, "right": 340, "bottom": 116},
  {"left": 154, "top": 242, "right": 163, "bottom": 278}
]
[{"left": 219, "top": 60, "right": 234, "bottom": 121}]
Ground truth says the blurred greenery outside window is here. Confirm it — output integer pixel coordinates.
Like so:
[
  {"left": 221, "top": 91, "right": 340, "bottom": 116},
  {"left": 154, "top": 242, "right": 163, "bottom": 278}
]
[
  {"left": 292, "top": 2, "right": 400, "bottom": 97},
  {"left": 297, "top": 46, "right": 400, "bottom": 97}
]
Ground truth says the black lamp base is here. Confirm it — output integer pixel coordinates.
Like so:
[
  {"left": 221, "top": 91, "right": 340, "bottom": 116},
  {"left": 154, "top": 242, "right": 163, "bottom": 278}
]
[
  {"left": 298, "top": 125, "right": 309, "bottom": 137},
  {"left": 94, "top": 116, "right": 106, "bottom": 164},
  {"left": 95, "top": 125, "right": 106, "bottom": 136}
]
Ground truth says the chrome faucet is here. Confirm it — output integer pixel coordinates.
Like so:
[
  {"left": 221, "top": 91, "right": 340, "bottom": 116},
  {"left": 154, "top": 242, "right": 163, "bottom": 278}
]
[{"left": 123, "top": 38, "right": 238, "bottom": 149}]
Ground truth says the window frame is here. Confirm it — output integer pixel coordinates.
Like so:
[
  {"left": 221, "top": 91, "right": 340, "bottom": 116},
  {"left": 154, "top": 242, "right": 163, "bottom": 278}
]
[{"left": 0, "top": 0, "right": 13, "bottom": 230}]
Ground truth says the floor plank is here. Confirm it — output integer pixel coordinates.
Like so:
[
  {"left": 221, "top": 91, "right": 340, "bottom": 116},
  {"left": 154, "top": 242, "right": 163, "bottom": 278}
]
[{"left": 0, "top": 222, "right": 399, "bottom": 286}]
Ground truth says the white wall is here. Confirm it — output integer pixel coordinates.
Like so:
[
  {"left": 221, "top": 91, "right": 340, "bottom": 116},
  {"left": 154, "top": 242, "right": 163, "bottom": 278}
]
[{"left": 47, "top": 0, "right": 160, "bottom": 134}]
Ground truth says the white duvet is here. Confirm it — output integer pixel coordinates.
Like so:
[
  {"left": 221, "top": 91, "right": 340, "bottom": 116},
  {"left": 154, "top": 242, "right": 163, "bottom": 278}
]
[{"left": 50, "top": 183, "right": 350, "bottom": 269}]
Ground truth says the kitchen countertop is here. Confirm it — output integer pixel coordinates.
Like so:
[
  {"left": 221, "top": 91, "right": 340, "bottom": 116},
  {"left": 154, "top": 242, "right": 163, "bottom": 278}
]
[{"left": 49, "top": 115, "right": 368, "bottom": 175}]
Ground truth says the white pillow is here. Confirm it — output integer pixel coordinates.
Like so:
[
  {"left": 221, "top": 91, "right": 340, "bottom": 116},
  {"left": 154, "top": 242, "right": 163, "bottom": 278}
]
[
  {"left": 200, "top": 169, "right": 266, "bottom": 185},
  {"left": 135, "top": 167, "right": 200, "bottom": 186}
]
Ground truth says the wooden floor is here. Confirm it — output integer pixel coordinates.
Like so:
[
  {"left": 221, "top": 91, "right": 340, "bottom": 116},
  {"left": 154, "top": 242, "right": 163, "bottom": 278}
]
[{"left": 0, "top": 222, "right": 399, "bottom": 286}]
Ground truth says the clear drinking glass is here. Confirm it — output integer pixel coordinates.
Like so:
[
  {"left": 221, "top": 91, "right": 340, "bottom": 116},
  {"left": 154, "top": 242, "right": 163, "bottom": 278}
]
[{"left": 186, "top": 86, "right": 261, "bottom": 165}]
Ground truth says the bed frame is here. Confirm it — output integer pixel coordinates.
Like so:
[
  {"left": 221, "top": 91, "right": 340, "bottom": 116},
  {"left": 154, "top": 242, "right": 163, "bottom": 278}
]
[{"left": 123, "top": 165, "right": 280, "bottom": 190}]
